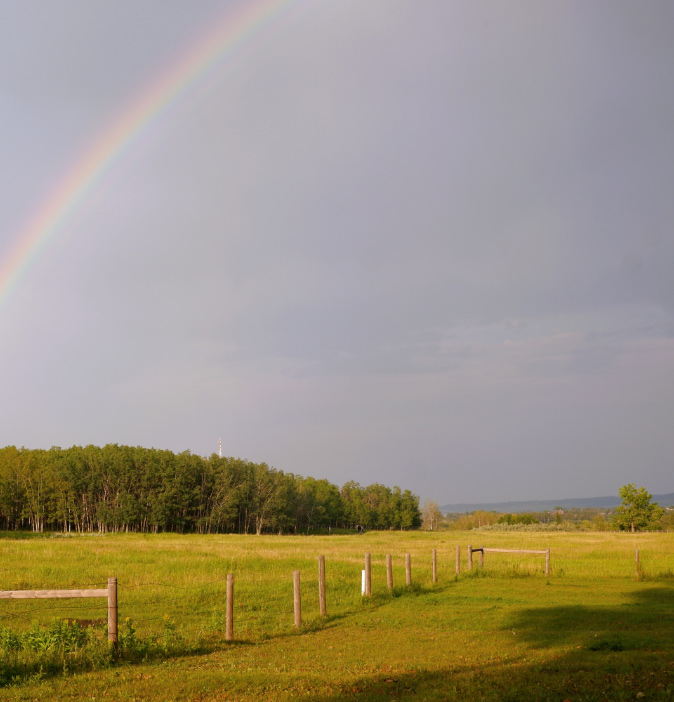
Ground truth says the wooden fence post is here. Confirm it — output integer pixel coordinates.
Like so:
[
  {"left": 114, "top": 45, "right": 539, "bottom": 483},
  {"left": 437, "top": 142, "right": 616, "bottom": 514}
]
[
  {"left": 635, "top": 549, "right": 641, "bottom": 581},
  {"left": 318, "top": 556, "right": 327, "bottom": 617},
  {"left": 107, "top": 577, "right": 118, "bottom": 648},
  {"left": 293, "top": 570, "right": 301, "bottom": 627},
  {"left": 468, "top": 545, "right": 473, "bottom": 570},
  {"left": 479, "top": 546, "right": 484, "bottom": 568},
  {"left": 226, "top": 573, "right": 234, "bottom": 641},
  {"left": 386, "top": 554, "right": 393, "bottom": 591},
  {"left": 364, "top": 553, "right": 372, "bottom": 597},
  {"left": 545, "top": 548, "right": 551, "bottom": 577},
  {"left": 405, "top": 553, "right": 412, "bottom": 586},
  {"left": 432, "top": 549, "right": 437, "bottom": 584},
  {"left": 455, "top": 545, "right": 460, "bottom": 576}
]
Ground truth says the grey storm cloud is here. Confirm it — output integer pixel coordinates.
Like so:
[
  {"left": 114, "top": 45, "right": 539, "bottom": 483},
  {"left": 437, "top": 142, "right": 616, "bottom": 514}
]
[{"left": 0, "top": 0, "right": 673, "bottom": 503}]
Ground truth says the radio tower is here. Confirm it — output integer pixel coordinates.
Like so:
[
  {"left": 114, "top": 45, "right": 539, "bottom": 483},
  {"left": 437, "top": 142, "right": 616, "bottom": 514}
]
[{"left": 218, "top": 438, "right": 222, "bottom": 458}]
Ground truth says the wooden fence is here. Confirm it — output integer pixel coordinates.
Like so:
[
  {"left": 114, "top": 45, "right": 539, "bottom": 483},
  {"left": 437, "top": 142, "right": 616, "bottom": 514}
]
[
  {"left": 467, "top": 545, "right": 551, "bottom": 577},
  {"left": 0, "top": 547, "right": 656, "bottom": 643},
  {"left": 0, "top": 577, "right": 118, "bottom": 646}
]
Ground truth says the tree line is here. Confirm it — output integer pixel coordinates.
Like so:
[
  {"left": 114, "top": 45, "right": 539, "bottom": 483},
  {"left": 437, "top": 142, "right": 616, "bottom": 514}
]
[
  {"left": 421, "top": 484, "right": 671, "bottom": 532},
  {"left": 0, "top": 445, "right": 421, "bottom": 534}
]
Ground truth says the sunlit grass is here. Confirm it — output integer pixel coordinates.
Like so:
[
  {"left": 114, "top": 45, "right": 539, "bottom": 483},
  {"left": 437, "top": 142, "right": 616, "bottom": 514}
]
[{"left": 0, "top": 530, "right": 672, "bottom": 700}]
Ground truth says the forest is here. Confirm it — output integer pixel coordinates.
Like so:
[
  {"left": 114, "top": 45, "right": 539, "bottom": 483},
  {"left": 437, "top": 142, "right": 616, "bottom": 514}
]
[{"left": 0, "top": 445, "right": 421, "bottom": 534}]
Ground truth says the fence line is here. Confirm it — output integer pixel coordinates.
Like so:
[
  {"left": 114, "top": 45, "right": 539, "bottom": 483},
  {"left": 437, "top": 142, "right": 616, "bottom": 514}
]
[
  {"left": 0, "top": 548, "right": 542, "bottom": 623},
  {"left": 5, "top": 545, "right": 658, "bottom": 644}
]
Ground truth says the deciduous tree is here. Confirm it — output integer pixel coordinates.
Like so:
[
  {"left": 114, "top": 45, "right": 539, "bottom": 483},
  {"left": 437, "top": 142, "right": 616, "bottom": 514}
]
[{"left": 613, "top": 484, "right": 663, "bottom": 532}]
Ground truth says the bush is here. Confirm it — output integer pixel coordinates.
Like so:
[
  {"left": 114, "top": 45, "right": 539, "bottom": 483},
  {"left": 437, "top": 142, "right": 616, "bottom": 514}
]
[{"left": 497, "top": 513, "right": 539, "bottom": 526}]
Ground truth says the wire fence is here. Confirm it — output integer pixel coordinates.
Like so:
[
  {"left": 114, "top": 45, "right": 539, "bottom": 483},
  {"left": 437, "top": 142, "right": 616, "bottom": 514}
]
[
  {"left": 0, "top": 544, "right": 668, "bottom": 643},
  {"left": 0, "top": 552, "right": 436, "bottom": 642}
]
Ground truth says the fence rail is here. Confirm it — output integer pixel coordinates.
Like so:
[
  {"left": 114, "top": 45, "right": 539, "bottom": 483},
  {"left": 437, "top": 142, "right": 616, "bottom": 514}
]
[
  {"left": 483, "top": 548, "right": 548, "bottom": 555},
  {"left": 0, "top": 589, "right": 107, "bottom": 599}
]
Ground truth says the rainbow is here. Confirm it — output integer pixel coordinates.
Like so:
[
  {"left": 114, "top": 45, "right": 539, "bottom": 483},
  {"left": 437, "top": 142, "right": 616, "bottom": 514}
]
[{"left": 0, "top": 0, "right": 309, "bottom": 310}]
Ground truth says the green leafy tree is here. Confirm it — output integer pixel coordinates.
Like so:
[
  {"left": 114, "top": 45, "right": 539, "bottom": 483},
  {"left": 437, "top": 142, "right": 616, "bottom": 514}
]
[
  {"left": 613, "top": 484, "right": 664, "bottom": 532},
  {"left": 0, "top": 444, "right": 420, "bottom": 534}
]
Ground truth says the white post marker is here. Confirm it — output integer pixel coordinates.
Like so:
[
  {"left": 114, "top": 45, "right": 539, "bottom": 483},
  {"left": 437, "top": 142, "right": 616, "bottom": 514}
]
[{"left": 361, "top": 570, "right": 365, "bottom": 595}]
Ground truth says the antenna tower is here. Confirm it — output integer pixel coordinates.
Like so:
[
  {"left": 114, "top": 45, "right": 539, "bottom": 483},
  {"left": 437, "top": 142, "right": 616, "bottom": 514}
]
[{"left": 218, "top": 438, "right": 222, "bottom": 458}]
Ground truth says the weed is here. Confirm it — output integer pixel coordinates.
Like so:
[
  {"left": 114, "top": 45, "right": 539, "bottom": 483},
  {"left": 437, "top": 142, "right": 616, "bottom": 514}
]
[
  {"left": 160, "top": 614, "right": 179, "bottom": 653},
  {"left": 0, "top": 627, "right": 21, "bottom": 652},
  {"left": 118, "top": 617, "right": 150, "bottom": 657},
  {"left": 209, "top": 608, "right": 225, "bottom": 632}
]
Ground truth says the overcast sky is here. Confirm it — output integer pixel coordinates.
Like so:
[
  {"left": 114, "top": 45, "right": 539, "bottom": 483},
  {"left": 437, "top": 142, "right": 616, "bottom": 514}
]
[{"left": 1, "top": 0, "right": 673, "bottom": 504}]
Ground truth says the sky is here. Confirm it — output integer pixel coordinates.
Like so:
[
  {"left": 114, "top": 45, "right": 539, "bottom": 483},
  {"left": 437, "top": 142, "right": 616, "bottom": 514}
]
[{"left": 1, "top": 0, "right": 673, "bottom": 505}]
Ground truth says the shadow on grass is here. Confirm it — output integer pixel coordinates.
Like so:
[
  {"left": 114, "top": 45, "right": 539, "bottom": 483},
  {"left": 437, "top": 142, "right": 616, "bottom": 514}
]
[
  {"left": 0, "top": 585, "right": 435, "bottom": 687},
  {"left": 0, "top": 532, "right": 51, "bottom": 541},
  {"left": 299, "top": 585, "right": 674, "bottom": 702},
  {"left": 0, "top": 636, "right": 232, "bottom": 688},
  {"left": 0, "top": 601, "right": 395, "bottom": 687}
]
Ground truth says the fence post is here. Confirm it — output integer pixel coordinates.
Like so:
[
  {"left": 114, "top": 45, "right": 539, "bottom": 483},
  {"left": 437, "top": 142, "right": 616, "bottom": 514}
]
[
  {"left": 635, "top": 549, "right": 641, "bottom": 581},
  {"left": 545, "top": 548, "right": 551, "bottom": 577},
  {"left": 293, "top": 570, "right": 301, "bottom": 627},
  {"left": 386, "top": 554, "right": 393, "bottom": 591},
  {"left": 479, "top": 546, "right": 484, "bottom": 568},
  {"left": 107, "top": 577, "right": 118, "bottom": 648},
  {"left": 468, "top": 545, "right": 473, "bottom": 570},
  {"left": 364, "top": 553, "right": 372, "bottom": 597},
  {"left": 405, "top": 553, "right": 412, "bottom": 586},
  {"left": 226, "top": 573, "right": 234, "bottom": 641},
  {"left": 455, "top": 545, "right": 460, "bottom": 576},
  {"left": 432, "top": 549, "right": 437, "bottom": 584},
  {"left": 318, "top": 556, "right": 327, "bottom": 617}
]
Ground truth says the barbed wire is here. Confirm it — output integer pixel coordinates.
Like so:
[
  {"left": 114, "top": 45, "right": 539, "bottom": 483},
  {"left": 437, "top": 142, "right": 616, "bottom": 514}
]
[
  {"left": 0, "top": 565, "right": 367, "bottom": 632},
  {"left": 0, "top": 600, "right": 108, "bottom": 620},
  {"left": 121, "top": 577, "right": 229, "bottom": 590},
  {"left": 0, "top": 582, "right": 109, "bottom": 590}
]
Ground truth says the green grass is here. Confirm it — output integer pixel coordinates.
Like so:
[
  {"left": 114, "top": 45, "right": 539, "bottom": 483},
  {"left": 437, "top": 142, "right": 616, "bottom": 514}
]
[{"left": 0, "top": 531, "right": 672, "bottom": 700}]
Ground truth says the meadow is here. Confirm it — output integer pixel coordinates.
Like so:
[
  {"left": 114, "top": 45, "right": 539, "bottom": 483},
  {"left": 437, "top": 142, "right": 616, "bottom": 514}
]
[{"left": 0, "top": 530, "right": 672, "bottom": 701}]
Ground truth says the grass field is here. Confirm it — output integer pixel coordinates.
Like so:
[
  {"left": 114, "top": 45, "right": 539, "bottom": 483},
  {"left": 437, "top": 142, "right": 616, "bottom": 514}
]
[{"left": 0, "top": 530, "right": 672, "bottom": 701}]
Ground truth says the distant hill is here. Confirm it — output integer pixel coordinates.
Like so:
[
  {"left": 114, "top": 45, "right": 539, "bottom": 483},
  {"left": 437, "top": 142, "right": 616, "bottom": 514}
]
[{"left": 440, "top": 493, "right": 674, "bottom": 515}]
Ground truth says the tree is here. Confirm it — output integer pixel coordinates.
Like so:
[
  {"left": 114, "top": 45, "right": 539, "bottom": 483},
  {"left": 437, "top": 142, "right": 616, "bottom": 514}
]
[
  {"left": 613, "top": 484, "right": 664, "bottom": 532},
  {"left": 421, "top": 500, "right": 443, "bottom": 531},
  {"left": 661, "top": 509, "right": 674, "bottom": 532}
]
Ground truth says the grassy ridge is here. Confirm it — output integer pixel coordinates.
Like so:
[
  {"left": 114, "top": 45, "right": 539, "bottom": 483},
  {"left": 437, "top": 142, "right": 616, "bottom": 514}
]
[{"left": 0, "top": 531, "right": 672, "bottom": 700}]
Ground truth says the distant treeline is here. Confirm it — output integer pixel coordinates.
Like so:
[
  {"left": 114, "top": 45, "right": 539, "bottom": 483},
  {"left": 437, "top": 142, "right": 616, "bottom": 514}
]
[
  {"left": 0, "top": 445, "right": 421, "bottom": 534},
  {"left": 430, "top": 507, "right": 673, "bottom": 532}
]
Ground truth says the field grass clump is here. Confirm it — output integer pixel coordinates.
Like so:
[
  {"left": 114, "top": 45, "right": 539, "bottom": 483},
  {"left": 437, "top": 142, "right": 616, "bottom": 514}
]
[
  {"left": 0, "top": 619, "right": 111, "bottom": 686},
  {"left": 0, "top": 615, "right": 207, "bottom": 686}
]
